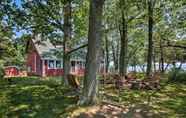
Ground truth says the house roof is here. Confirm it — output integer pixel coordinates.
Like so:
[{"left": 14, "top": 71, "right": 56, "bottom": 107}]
[
  {"left": 29, "top": 35, "right": 62, "bottom": 60},
  {"left": 29, "top": 35, "right": 85, "bottom": 61}
]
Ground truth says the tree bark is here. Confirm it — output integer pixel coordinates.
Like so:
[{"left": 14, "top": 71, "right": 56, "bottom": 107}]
[
  {"left": 112, "top": 42, "right": 119, "bottom": 72},
  {"left": 105, "top": 35, "right": 109, "bottom": 73},
  {"left": 80, "top": 0, "right": 105, "bottom": 105},
  {"left": 63, "top": 0, "right": 72, "bottom": 85},
  {"left": 160, "top": 38, "right": 164, "bottom": 73},
  {"left": 116, "top": 40, "right": 120, "bottom": 71},
  {"left": 153, "top": 49, "right": 156, "bottom": 72},
  {"left": 119, "top": 0, "right": 128, "bottom": 76},
  {"left": 146, "top": 0, "right": 154, "bottom": 77}
]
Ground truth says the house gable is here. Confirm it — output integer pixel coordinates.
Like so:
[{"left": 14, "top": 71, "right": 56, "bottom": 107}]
[{"left": 26, "top": 35, "right": 86, "bottom": 77}]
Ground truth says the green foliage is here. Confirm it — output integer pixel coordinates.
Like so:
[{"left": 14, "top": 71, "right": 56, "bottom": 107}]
[
  {"left": 168, "top": 68, "right": 186, "bottom": 83},
  {"left": 0, "top": 1, "right": 25, "bottom": 67},
  {"left": 0, "top": 60, "right": 5, "bottom": 79},
  {"left": 136, "top": 73, "right": 146, "bottom": 80}
]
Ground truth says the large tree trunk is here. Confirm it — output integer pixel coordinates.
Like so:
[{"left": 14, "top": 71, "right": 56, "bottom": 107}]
[
  {"left": 63, "top": 0, "right": 72, "bottom": 85},
  {"left": 119, "top": 0, "right": 128, "bottom": 76},
  {"left": 146, "top": 0, "right": 154, "bottom": 77},
  {"left": 79, "top": 0, "right": 105, "bottom": 105}
]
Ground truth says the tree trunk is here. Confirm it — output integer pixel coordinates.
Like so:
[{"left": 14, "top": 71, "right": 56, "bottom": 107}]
[
  {"left": 119, "top": 0, "right": 128, "bottom": 76},
  {"left": 112, "top": 43, "right": 119, "bottom": 72},
  {"left": 63, "top": 0, "right": 72, "bottom": 85},
  {"left": 160, "top": 38, "right": 164, "bottom": 73},
  {"left": 116, "top": 40, "right": 120, "bottom": 71},
  {"left": 153, "top": 49, "right": 156, "bottom": 72},
  {"left": 80, "top": 0, "right": 105, "bottom": 105},
  {"left": 146, "top": 0, "right": 154, "bottom": 77},
  {"left": 105, "top": 35, "right": 109, "bottom": 73}
]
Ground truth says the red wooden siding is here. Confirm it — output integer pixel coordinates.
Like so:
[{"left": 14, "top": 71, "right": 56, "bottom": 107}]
[
  {"left": 26, "top": 51, "right": 42, "bottom": 76},
  {"left": 35, "top": 54, "right": 42, "bottom": 76},
  {"left": 44, "top": 60, "right": 64, "bottom": 76},
  {"left": 26, "top": 39, "right": 86, "bottom": 77}
]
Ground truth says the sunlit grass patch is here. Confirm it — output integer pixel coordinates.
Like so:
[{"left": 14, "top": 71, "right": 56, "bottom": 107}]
[
  {"left": 102, "top": 82, "right": 186, "bottom": 118},
  {"left": 0, "top": 77, "right": 77, "bottom": 117},
  {"left": 1, "top": 76, "right": 186, "bottom": 117}
]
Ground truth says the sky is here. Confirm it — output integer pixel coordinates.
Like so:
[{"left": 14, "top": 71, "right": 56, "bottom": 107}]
[
  {"left": 15, "top": 0, "right": 21, "bottom": 8},
  {"left": 14, "top": 0, "right": 23, "bottom": 38}
]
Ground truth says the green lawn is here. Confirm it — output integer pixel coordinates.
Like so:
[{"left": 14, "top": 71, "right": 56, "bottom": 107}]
[
  {"left": 0, "top": 77, "right": 77, "bottom": 118},
  {"left": 102, "top": 82, "right": 186, "bottom": 118},
  {"left": 0, "top": 77, "right": 186, "bottom": 118}
]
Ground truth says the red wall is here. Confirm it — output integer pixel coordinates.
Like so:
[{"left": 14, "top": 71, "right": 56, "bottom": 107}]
[
  {"left": 26, "top": 51, "right": 36, "bottom": 73},
  {"left": 43, "top": 61, "right": 85, "bottom": 77},
  {"left": 44, "top": 61, "right": 64, "bottom": 76},
  {"left": 26, "top": 39, "right": 43, "bottom": 76},
  {"left": 26, "top": 39, "right": 85, "bottom": 77},
  {"left": 26, "top": 51, "right": 42, "bottom": 76}
]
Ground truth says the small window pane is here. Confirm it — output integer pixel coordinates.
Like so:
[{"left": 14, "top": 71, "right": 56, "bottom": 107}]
[
  {"left": 71, "top": 61, "right": 75, "bottom": 67},
  {"left": 49, "top": 60, "right": 55, "bottom": 69},
  {"left": 56, "top": 60, "right": 61, "bottom": 68}
]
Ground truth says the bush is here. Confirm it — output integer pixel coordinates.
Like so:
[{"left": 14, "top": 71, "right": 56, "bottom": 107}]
[
  {"left": 0, "top": 61, "right": 5, "bottom": 79},
  {"left": 168, "top": 68, "right": 186, "bottom": 83},
  {"left": 136, "top": 73, "right": 146, "bottom": 80}
]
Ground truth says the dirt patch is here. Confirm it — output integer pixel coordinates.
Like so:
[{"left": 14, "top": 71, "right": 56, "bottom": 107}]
[
  {"left": 71, "top": 104, "right": 126, "bottom": 118},
  {"left": 70, "top": 103, "right": 161, "bottom": 118}
]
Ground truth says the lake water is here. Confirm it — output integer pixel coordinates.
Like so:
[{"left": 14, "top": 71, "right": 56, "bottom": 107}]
[{"left": 127, "top": 63, "right": 186, "bottom": 72}]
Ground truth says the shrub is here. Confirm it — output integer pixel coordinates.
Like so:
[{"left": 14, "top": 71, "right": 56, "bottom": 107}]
[
  {"left": 168, "top": 68, "right": 186, "bottom": 83},
  {"left": 0, "top": 61, "right": 5, "bottom": 79},
  {"left": 136, "top": 73, "right": 146, "bottom": 80}
]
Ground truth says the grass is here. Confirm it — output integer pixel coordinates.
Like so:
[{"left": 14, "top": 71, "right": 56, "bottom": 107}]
[
  {"left": 0, "top": 77, "right": 77, "bottom": 118},
  {"left": 102, "top": 82, "right": 186, "bottom": 118},
  {"left": 0, "top": 77, "right": 186, "bottom": 118}
]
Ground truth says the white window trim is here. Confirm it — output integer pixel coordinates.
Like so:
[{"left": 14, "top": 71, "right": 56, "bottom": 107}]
[
  {"left": 34, "top": 54, "right": 37, "bottom": 72},
  {"left": 47, "top": 60, "right": 63, "bottom": 69},
  {"left": 56, "top": 60, "right": 63, "bottom": 69},
  {"left": 48, "top": 60, "right": 56, "bottom": 69},
  {"left": 42, "top": 60, "right": 45, "bottom": 76}
]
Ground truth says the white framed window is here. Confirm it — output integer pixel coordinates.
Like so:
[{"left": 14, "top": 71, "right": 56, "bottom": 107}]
[
  {"left": 47, "top": 60, "right": 63, "bottom": 69},
  {"left": 56, "top": 60, "right": 62, "bottom": 69},
  {"left": 48, "top": 60, "right": 55, "bottom": 69}
]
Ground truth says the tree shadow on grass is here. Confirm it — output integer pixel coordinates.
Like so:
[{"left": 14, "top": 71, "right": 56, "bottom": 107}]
[
  {"left": 102, "top": 83, "right": 186, "bottom": 118},
  {"left": 72, "top": 103, "right": 163, "bottom": 118},
  {"left": 0, "top": 78, "right": 77, "bottom": 118},
  {"left": 158, "top": 98, "right": 186, "bottom": 118},
  {"left": 156, "top": 84, "right": 186, "bottom": 117}
]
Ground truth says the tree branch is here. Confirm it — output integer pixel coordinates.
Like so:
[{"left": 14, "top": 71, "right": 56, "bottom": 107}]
[
  {"left": 127, "top": 12, "right": 145, "bottom": 23},
  {"left": 165, "top": 44, "right": 186, "bottom": 49},
  {"left": 67, "top": 43, "right": 88, "bottom": 55}
]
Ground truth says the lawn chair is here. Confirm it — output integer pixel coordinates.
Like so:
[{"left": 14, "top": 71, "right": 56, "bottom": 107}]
[{"left": 67, "top": 74, "right": 80, "bottom": 89}]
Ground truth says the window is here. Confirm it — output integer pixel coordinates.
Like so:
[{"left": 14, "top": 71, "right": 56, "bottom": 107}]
[
  {"left": 48, "top": 60, "right": 55, "bottom": 69},
  {"left": 71, "top": 61, "right": 75, "bottom": 67},
  {"left": 56, "top": 60, "right": 62, "bottom": 69},
  {"left": 81, "top": 61, "right": 85, "bottom": 68},
  {"left": 47, "top": 60, "right": 63, "bottom": 69},
  {"left": 27, "top": 66, "right": 31, "bottom": 72}
]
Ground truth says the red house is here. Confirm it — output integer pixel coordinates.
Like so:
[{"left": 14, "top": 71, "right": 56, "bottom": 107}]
[{"left": 26, "top": 35, "right": 85, "bottom": 77}]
